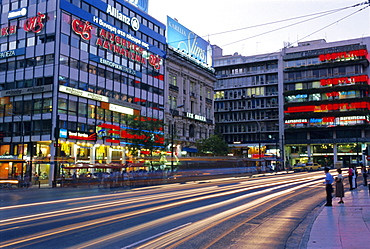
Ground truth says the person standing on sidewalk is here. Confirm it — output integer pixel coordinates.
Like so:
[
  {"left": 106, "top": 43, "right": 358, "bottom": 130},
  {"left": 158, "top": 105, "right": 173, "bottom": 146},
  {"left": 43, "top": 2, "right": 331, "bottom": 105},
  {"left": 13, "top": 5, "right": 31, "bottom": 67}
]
[
  {"left": 324, "top": 167, "right": 334, "bottom": 206},
  {"left": 348, "top": 166, "right": 354, "bottom": 190},
  {"left": 361, "top": 165, "right": 368, "bottom": 186},
  {"left": 335, "top": 168, "right": 344, "bottom": 204}
]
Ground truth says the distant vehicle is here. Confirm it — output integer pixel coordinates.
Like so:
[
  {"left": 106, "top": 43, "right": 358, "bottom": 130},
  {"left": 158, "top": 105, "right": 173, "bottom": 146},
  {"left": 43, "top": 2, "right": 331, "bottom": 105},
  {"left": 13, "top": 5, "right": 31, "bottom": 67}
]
[
  {"left": 306, "top": 162, "right": 321, "bottom": 171},
  {"left": 293, "top": 163, "right": 306, "bottom": 172}
]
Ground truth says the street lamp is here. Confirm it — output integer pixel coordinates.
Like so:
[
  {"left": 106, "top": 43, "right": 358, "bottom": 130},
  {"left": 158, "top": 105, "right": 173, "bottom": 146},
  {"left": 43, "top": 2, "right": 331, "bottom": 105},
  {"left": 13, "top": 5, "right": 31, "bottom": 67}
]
[{"left": 170, "top": 104, "right": 184, "bottom": 172}]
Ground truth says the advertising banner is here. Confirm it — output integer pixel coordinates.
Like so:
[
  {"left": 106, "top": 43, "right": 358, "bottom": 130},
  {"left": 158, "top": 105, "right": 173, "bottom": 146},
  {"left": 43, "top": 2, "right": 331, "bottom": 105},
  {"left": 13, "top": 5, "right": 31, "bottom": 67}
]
[{"left": 167, "top": 16, "right": 212, "bottom": 67}]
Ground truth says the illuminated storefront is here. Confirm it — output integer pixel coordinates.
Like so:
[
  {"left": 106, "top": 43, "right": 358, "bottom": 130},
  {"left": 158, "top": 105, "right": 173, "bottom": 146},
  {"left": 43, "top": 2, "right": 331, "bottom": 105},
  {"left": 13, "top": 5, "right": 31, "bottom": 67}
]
[
  {"left": 283, "top": 39, "right": 370, "bottom": 168},
  {"left": 0, "top": 0, "right": 166, "bottom": 183}
]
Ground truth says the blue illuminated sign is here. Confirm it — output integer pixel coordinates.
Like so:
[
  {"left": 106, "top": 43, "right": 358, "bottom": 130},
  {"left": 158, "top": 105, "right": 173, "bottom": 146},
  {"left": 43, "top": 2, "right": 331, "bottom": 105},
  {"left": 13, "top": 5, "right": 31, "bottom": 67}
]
[
  {"left": 89, "top": 54, "right": 142, "bottom": 78},
  {"left": 167, "top": 16, "right": 212, "bottom": 66}
]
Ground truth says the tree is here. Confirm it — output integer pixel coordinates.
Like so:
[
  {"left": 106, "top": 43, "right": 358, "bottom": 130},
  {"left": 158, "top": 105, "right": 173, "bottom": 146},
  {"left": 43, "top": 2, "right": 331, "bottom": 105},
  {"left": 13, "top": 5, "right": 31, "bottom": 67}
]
[{"left": 196, "top": 135, "right": 230, "bottom": 156}]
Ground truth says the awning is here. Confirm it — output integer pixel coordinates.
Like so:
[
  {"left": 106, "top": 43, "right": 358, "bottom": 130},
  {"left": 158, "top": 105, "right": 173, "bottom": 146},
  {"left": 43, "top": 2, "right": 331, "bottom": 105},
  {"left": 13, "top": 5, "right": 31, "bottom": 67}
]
[{"left": 182, "top": 147, "right": 198, "bottom": 153}]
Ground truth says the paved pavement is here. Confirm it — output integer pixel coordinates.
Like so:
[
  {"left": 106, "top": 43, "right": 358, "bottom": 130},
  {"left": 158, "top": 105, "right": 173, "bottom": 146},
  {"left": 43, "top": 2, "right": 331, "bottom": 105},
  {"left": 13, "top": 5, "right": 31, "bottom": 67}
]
[{"left": 305, "top": 184, "right": 370, "bottom": 249}]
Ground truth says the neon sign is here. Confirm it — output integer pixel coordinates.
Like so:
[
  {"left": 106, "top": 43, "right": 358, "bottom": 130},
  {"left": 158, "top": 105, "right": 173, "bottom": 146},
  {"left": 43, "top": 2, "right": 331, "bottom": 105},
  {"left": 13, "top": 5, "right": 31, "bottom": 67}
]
[
  {"left": 24, "top": 12, "right": 46, "bottom": 33},
  {"left": 285, "top": 119, "right": 308, "bottom": 124},
  {"left": 320, "top": 75, "right": 369, "bottom": 86},
  {"left": 285, "top": 101, "right": 370, "bottom": 113},
  {"left": 326, "top": 91, "right": 356, "bottom": 97},
  {"left": 319, "top": 49, "right": 368, "bottom": 62},
  {"left": 71, "top": 19, "right": 93, "bottom": 40},
  {"left": 0, "top": 25, "right": 17, "bottom": 37},
  {"left": 95, "top": 28, "right": 162, "bottom": 69}
]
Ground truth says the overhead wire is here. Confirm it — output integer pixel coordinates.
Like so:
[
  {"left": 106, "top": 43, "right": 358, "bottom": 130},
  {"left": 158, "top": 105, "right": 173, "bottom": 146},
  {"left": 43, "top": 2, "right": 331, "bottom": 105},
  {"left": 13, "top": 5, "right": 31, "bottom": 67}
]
[
  {"left": 207, "top": 4, "right": 356, "bottom": 37},
  {"left": 219, "top": 1, "right": 370, "bottom": 48}
]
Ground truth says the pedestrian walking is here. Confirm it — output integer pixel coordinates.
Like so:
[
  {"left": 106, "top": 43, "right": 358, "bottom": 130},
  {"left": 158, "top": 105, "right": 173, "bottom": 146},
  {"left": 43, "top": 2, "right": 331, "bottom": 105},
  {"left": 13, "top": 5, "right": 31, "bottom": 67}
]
[
  {"left": 335, "top": 168, "right": 344, "bottom": 204},
  {"left": 361, "top": 165, "right": 368, "bottom": 186},
  {"left": 324, "top": 167, "right": 334, "bottom": 206}
]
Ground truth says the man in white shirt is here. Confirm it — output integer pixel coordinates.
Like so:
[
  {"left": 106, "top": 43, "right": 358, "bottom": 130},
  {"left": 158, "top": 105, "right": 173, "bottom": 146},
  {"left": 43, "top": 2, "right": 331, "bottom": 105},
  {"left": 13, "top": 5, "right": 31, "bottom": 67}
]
[{"left": 324, "top": 167, "right": 334, "bottom": 206}]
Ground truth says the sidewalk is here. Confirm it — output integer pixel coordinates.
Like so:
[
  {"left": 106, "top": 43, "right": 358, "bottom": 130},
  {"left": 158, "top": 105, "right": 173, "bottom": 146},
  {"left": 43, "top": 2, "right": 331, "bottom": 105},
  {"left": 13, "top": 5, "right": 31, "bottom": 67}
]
[{"left": 306, "top": 184, "right": 370, "bottom": 249}]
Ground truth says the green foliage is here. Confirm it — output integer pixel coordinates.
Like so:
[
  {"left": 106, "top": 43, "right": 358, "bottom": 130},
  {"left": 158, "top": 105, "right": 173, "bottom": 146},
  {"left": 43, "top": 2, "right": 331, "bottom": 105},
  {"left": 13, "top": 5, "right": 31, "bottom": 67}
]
[
  {"left": 125, "top": 115, "right": 165, "bottom": 150},
  {"left": 196, "top": 135, "right": 230, "bottom": 156}
]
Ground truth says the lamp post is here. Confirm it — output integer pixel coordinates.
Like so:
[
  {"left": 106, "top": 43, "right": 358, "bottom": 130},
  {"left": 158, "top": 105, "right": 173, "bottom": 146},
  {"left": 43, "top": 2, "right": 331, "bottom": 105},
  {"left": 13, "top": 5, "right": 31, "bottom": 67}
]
[{"left": 170, "top": 104, "right": 184, "bottom": 172}]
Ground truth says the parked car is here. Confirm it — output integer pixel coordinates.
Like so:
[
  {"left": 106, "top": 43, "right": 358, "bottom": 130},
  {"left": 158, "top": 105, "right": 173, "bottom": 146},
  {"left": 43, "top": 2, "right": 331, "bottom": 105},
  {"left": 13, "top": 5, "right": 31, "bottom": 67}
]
[
  {"left": 306, "top": 162, "right": 321, "bottom": 171},
  {"left": 293, "top": 163, "right": 306, "bottom": 172}
]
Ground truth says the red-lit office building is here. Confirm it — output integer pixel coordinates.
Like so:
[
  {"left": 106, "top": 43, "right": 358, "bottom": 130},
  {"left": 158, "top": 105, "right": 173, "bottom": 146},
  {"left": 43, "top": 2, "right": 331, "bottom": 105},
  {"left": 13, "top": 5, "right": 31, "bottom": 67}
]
[
  {"left": 283, "top": 38, "right": 370, "bottom": 168},
  {"left": 0, "top": 0, "right": 166, "bottom": 183}
]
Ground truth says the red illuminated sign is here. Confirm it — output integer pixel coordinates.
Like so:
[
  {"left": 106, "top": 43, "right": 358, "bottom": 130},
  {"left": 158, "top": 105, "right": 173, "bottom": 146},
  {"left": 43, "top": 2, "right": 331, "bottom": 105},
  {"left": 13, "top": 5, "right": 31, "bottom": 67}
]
[
  {"left": 24, "top": 12, "right": 45, "bottom": 33},
  {"left": 68, "top": 131, "right": 97, "bottom": 141},
  {"left": 320, "top": 75, "right": 369, "bottom": 86},
  {"left": 94, "top": 28, "right": 162, "bottom": 69},
  {"left": 71, "top": 19, "right": 92, "bottom": 40},
  {"left": 0, "top": 25, "right": 16, "bottom": 37},
  {"left": 285, "top": 101, "right": 370, "bottom": 113},
  {"left": 319, "top": 49, "right": 368, "bottom": 62}
]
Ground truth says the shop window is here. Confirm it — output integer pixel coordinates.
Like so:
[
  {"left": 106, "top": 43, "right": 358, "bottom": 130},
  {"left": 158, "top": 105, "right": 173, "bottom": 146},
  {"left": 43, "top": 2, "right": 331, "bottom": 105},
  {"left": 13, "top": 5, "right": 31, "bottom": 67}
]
[
  {"left": 88, "top": 104, "right": 96, "bottom": 119},
  {"left": 34, "top": 99, "right": 43, "bottom": 114},
  {"left": 67, "top": 121, "right": 77, "bottom": 131},
  {"left": 96, "top": 107, "right": 104, "bottom": 120},
  {"left": 58, "top": 99, "right": 68, "bottom": 114},
  {"left": 68, "top": 100, "right": 77, "bottom": 115},
  {"left": 43, "top": 98, "right": 52, "bottom": 113},
  {"left": 78, "top": 102, "right": 87, "bottom": 117}
]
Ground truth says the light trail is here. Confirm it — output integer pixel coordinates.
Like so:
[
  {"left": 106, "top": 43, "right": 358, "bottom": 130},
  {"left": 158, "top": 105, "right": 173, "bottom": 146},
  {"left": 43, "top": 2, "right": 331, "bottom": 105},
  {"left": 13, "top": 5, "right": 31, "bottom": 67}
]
[
  {"left": 68, "top": 178, "right": 323, "bottom": 249},
  {"left": 136, "top": 180, "right": 322, "bottom": 249},
  {"left": 0, "top": 173, "right": 325, "bottom": 248}
]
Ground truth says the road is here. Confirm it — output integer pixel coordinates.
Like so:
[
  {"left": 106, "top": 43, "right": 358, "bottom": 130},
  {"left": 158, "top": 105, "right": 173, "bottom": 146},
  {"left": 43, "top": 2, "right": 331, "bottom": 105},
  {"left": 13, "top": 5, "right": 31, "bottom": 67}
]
[{"left": 0, "top": 171, "right": 327, "bottom": 249}]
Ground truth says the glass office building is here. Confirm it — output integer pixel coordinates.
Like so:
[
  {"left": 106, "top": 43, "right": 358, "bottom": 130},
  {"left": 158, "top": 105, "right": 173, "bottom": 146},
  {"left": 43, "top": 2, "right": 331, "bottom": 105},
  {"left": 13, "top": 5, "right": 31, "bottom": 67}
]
[{"left": 0, "top": 0, "right": 166, "bottom": 183}]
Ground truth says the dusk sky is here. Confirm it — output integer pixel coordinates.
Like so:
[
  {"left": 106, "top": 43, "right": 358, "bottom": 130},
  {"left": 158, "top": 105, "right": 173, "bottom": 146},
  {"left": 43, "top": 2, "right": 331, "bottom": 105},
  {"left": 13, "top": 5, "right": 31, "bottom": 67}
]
[{"left": 149, "top": 0, "right": 370, "bottom": 56}]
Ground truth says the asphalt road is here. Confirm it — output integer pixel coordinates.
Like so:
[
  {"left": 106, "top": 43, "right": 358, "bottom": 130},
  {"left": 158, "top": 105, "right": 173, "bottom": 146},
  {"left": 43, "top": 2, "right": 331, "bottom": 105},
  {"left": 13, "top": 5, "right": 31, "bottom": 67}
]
[{"left": 0, "top": 171, "right": 327, "bottom": 249}]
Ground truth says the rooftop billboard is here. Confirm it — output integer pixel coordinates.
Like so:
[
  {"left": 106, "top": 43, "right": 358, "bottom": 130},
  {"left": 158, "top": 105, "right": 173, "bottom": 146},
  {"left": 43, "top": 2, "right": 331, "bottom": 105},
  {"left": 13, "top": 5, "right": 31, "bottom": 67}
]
[{"left": 167, "top": 16, "right": 212, "bottom": 68}]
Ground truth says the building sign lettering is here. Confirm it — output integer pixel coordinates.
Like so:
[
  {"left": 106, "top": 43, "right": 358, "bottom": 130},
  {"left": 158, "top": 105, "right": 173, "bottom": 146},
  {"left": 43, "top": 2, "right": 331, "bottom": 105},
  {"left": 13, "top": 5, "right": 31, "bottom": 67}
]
[
  {"left": 106, "top": 4, "right": 140, "bottom": 31},
  {"left": 68, "top": 131, "right": 97, "bottom": 141},
  {"left": 71, "top": 19, "right": 93, "bottom": 40},
  {"left": 59, "top": 85, "right": 109, "bottom": 102},
  {"left": 320, "top": 75, "right": 369, "bottom": 86},
  {"left": 1, "top": 25, "right": 17, "bottom": 37},
  {"left": 24, "top": 12, "right": 46, "bottom": 33},
  {"left": 319, "top": 49, "right": 368, "bottom": 62},
  {"left": 186, "top": 112, "right": 206, "bottom": 122},
  {"left": 167, "top": 16, "right": 213, "bottom": 68},
  {"left": 285, "top": 101, "right": 370, "bottom": 113},
  {"left": 95, "top": 28, "right": 162, "bottom": 69}
]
